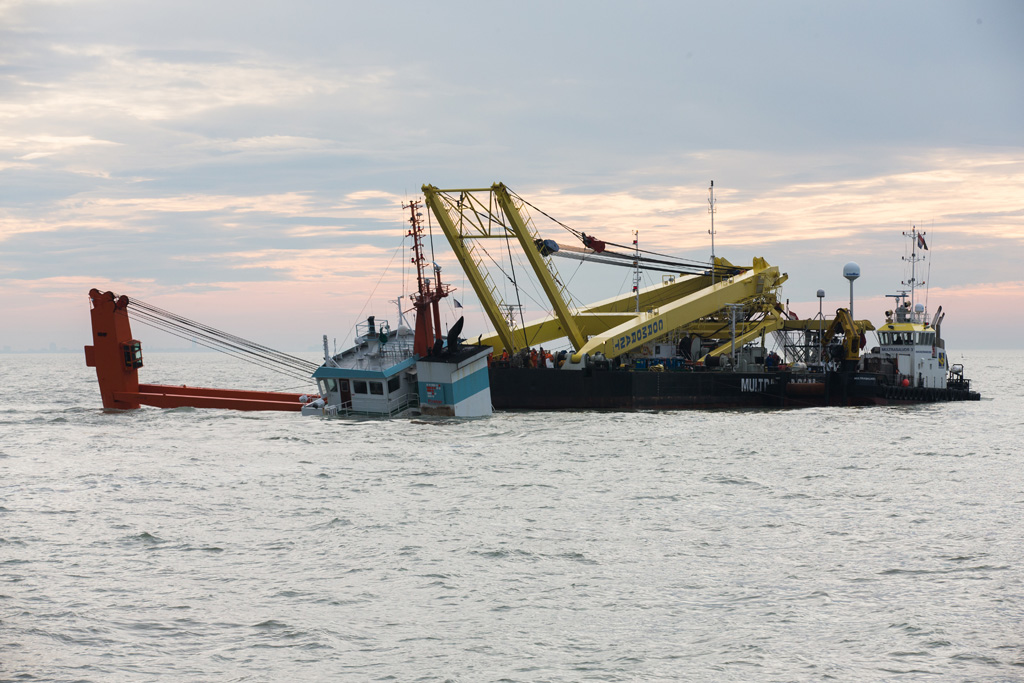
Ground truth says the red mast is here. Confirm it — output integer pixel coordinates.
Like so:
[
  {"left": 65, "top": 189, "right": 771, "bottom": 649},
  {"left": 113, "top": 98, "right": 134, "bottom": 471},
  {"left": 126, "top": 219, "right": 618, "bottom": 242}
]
[{"left": 405, "top": 200, "right": 450, "bottom": 356}]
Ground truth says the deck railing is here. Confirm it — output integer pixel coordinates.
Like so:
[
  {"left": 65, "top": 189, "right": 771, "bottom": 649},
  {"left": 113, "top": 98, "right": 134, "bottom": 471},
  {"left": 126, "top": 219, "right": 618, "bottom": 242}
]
[{"left": 325, "top": 392, "right": 419, "bottom": 418}]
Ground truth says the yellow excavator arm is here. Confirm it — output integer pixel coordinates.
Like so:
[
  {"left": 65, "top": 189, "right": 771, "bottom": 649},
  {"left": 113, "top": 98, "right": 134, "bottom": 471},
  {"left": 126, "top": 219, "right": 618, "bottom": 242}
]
[{"left": 821, "top": 308, "right": 863, "bottom": 362}]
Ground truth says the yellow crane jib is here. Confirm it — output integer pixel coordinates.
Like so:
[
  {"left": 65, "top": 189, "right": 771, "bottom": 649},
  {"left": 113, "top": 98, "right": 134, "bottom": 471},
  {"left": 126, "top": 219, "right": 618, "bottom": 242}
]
[
  {"left": 421, "top": 183, "right": 587, "bottom": 355},
  {"left": 570, "top": 258, "right": 786, "bottom": 363},
  {"left": 473, "top": 272, "right": 712, "bottom": 353}
]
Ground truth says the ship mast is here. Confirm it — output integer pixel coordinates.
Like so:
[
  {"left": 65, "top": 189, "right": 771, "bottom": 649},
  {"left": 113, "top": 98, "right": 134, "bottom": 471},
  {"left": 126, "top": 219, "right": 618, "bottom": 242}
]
[
  {"left": 405, "top": 199, "right": 450, "bottom": 356},
  {"left": 902, "top": 225, "right": 927, "bottom": 322},
  {"left": 632, "top": 229, "right": 641, "bottom": 312},
  {"left": 708, "top": 180, "right": 717, "bottom": 284}
]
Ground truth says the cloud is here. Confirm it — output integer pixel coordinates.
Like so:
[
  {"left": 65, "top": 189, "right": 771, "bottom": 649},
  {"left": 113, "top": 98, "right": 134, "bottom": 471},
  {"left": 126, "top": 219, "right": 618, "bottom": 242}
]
[
  {"left": 0, "top": 43, "right": 353, "bottom": 123},
  {"left": 199, "top": 136, "right": 333, "bottom": 153},
  {"left": 517, "top": 151, "right": 1024, "bottom": 253},
  {"left": 2, "top": 1, "right": 1023, "bottom": 351},
  {"left": 176, "top": 244, "right": 402, "bottom": 281}
]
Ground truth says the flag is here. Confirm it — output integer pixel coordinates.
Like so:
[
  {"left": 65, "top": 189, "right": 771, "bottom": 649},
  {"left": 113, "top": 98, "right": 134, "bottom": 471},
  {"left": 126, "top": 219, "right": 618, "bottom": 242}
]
[
  {"left": 917, "top": 233, "right": 928, "bottom": 250},
  {"left": 454, "top": 299, "right": 463, "bottom": 308}
]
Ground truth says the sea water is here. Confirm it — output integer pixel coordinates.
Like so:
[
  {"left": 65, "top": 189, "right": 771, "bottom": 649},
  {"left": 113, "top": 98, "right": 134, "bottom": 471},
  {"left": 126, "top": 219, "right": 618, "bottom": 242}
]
[{"left": 1, "top": 350, "right": 1021, "bottom": 682}]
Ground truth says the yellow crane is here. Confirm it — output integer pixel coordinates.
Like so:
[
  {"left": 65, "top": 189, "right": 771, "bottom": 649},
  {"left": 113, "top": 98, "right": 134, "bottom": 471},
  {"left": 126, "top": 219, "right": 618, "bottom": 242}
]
[{"left": 421, "top": 182, "right": 868, "bottom": 364}]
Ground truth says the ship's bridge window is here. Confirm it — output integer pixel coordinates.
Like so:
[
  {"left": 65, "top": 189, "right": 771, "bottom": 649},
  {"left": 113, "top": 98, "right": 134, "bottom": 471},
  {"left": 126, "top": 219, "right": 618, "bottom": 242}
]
[
  {"left": 369, "top": 381, "right": 384, "bottom": 395},
  {"left": 353, "top": 380, "right": 368, "bottom": 394},
  {"left": 879, "top": 332, "right": 891, "bottom": 345},
  {"left": 387, "top": 376, "right": 401, "bottom": 394}
]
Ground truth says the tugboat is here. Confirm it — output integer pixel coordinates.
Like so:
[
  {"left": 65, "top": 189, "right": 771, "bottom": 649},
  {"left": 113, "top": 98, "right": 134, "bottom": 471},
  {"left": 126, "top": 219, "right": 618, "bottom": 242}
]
[{"left": 859, "top": 226, "right": 977, "bottom": 402}]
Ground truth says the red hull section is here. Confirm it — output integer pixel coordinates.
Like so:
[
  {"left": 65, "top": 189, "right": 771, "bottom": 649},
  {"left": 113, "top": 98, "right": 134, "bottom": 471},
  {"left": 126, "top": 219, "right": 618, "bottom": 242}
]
[{"left": 124, "top": 384, "right": 308, "bottom": 411}]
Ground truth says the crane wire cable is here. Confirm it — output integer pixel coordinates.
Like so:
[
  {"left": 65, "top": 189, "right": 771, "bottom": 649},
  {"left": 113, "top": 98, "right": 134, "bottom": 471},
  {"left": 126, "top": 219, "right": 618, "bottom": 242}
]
[
  {"left": 126, "top": 307, "right": 314, "bottom": 377},
  {"left": 128, "top": 299, "right": 317, "bottom": 374},
  {"left": 508, "top": 188, "right": 740, "bottom": 277},
  {"left": 124, "top": 307, "right": 315, "bottom": 381}
]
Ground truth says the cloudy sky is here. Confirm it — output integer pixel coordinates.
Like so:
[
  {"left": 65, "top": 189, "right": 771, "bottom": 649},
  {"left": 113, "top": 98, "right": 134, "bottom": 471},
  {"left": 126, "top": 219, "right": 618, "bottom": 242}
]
[{"left": 2, "top": 0, "right": 1021, "bottom": 353}]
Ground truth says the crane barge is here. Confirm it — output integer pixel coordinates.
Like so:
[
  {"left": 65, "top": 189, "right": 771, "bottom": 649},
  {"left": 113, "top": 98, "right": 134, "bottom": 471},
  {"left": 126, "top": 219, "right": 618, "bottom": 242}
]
[{"left": 419, "top": 183, "right": 980, "bottom": 409}]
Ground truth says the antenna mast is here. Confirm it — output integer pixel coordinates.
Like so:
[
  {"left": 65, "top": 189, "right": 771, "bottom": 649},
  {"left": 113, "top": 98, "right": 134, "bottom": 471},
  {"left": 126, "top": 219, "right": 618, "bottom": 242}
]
[
  {"left": 632, "top": 229, "right": 641, "bottom": 312},
  {"left": 902, "top": 225, "right": 927, "bottom": 320},
  {"left": 708, "top": 180, "right": 716, "bottom": 284},
  {"left": 708, "top": 180, "right": 717, "bottom": 283}
]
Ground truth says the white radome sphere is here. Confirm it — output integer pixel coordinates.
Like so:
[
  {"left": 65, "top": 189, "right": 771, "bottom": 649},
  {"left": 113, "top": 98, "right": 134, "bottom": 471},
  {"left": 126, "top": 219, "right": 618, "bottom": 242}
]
[{"left": 843, "top": 262, "right": 861, "bottom": 281}]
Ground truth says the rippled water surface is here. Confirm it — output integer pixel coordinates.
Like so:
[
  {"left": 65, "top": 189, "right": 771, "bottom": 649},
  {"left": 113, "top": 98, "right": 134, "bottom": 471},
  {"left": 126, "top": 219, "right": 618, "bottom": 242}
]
[{"left": 2, "top": 351, "right": 1022, "bottom": 681}]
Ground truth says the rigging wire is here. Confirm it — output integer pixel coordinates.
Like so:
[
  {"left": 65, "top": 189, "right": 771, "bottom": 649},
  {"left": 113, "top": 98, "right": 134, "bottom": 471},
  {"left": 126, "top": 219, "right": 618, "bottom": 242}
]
[
  {"left": 336, "top": 237, "right": 406, "bottom": 352},
  {"left": 924, "top": 224, "right": 933, "bottom": 315},
  {"left": 564, "top": 250, "right": 587, "bottom": 286},
  {"left": 473, "top": 240, "right": 549, "bottom": 317},
  {"left": 550, "top": 249, "right": 709, "bottom": 275},
  {"left": 124, "top": 306, "right": 315, "bottom": 381},
  {"left": 125, "top": 308, "right": 314, "bottom": 377},
  {"left": 402, "top": 231, "right": 407, "bottom": 315},
  {"left": 508, "top": 188, "right": 737, "bottom": 276},
  {"left": 426, "top": 202, "right": 436, "bottom": 268},
  {"left": 127, "top": 299, "right": 317, "bottom": 374},
  {"left": 127, "top": 232, "right": 410, "bottom": 386}
]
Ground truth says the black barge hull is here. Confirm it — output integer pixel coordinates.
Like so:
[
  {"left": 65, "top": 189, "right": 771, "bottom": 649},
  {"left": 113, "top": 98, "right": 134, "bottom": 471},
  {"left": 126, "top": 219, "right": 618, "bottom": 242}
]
[{"left": 489, "top": 366, "right": 980, "bottom": 410}]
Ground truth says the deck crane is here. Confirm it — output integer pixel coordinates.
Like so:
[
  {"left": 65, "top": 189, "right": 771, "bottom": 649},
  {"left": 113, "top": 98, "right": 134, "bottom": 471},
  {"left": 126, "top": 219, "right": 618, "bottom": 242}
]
[{"left": 421, "top": 182, "right": 871, "bottom": 365}]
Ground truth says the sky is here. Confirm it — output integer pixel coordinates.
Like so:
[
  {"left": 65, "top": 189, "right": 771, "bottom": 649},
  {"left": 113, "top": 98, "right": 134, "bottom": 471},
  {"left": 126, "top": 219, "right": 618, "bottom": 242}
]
[{"left": 1, "top": 0, "right": 1022, "bottom": 354}]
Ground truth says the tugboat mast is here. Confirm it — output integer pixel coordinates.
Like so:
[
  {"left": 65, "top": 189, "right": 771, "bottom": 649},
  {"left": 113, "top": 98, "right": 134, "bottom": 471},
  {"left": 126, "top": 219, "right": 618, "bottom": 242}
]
[{"left": 902, "top": 225, "right": 927, "bottom": 322}]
